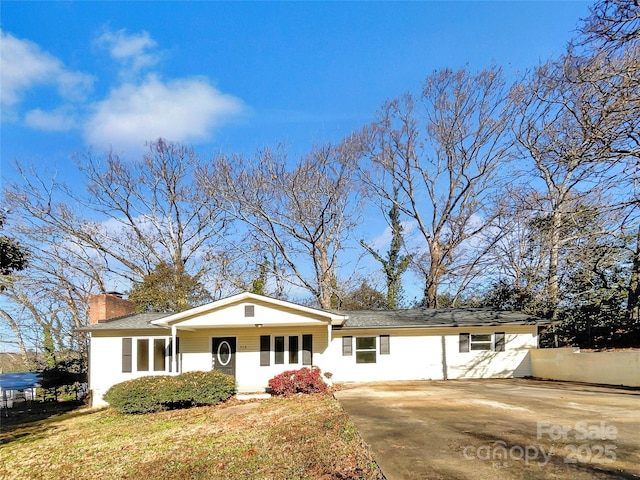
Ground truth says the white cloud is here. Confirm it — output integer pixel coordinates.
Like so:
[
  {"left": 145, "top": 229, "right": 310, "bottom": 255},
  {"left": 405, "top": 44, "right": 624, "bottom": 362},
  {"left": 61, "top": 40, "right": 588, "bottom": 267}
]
[
  {"left": 95, "top": 29, "right": 159, "bottom": 75},
  {"left": 84, "top": 74, "right": 245, "bottom": 151},
  {"left": 0, "top": 30, "right": 93, "bottom": 109},
  {"left": 24, "top": 108, "right": 77, "bottom": 131},
  {"left": 2, "top": 29, "right": 245, "bottom": 147}
]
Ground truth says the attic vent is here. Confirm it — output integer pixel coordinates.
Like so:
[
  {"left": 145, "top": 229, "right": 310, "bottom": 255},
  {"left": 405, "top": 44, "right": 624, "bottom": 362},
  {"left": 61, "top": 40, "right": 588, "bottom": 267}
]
[{"left": 245, "top": 305, "right": 255, "bottom": 317}]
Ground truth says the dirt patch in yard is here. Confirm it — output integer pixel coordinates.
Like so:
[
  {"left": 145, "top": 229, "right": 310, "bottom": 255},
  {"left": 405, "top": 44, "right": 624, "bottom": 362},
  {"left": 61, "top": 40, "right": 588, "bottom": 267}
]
[{"left": 335, "top": 379, "right": 640, "bottom": 480}]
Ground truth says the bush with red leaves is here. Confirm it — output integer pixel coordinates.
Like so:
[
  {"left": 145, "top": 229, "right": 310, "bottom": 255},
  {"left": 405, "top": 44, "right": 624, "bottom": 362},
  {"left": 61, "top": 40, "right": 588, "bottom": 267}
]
[{"left": 267, "top": 367, "right": 328, "bottom": 396}]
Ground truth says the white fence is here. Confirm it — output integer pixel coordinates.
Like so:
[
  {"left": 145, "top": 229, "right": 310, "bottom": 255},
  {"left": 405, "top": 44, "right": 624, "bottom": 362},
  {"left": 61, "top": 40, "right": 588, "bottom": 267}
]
[{"left": 531, "top": 348, "right": 640, "bottom": 387}]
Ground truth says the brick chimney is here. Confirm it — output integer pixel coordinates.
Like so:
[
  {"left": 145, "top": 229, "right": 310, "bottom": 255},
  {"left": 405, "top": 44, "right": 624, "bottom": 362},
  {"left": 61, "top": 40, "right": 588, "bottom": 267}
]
[{"left": 89, "top": 292, "right": 136, "bottom": 325}]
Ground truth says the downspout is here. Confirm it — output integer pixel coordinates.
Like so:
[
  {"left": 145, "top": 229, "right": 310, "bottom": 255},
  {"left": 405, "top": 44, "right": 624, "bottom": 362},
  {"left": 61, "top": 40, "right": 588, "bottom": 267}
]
[
  {"left": 327, "top": 321, "right": 333, "bottom": 385},
  {"left": 441, "top": 335, "right": 448, "bottom": 380}
]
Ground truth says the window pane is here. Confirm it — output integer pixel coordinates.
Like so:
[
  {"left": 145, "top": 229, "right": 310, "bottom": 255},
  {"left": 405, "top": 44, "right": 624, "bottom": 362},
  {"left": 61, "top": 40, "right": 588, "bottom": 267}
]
[
  {"left": 137, "top": 339, "right": 149, "bottom": 371},
  {"left": 154, "top": 339, "right": 165, "bottom": 371},
  {"left": 471, "top": 334, "right": 492, "bottom": 342},
  {"left": 356, "top": 351, "right": 376, "bottom": 364},
  {"left": 274, "top": 336, "right": 285, "bottom": 364},
  {"left": 289, "top": 336, "right": 299, "bottom": 364},
  {"left": 356, "top": 337, "right": 375, "bottom": 350},
  {"left": 470, "top": 343, "right": 492, "bottom": 351}
]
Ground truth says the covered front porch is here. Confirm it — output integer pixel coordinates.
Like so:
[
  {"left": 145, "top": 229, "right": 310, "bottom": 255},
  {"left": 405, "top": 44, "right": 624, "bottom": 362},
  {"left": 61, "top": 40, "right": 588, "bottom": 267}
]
[{"left": 151, "top": 292, "right": 347, "bottom": 391}]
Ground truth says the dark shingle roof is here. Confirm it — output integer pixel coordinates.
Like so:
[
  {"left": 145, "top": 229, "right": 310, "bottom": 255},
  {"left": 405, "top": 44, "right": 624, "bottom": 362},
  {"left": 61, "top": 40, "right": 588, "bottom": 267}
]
[
  {"left": 336, "top": 308, "right": 549, "bottom": 329},
  {"left": 79, "top": 308, "right": 548, "bottom": 332},
  {"left": 78, "top": 312, "right": 170, "bottom": 331}
]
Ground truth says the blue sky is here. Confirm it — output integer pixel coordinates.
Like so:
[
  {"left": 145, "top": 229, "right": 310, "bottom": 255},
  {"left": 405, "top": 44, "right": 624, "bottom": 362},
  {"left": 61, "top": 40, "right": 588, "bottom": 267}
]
[
  {"left": 1, "top": 1, "right": 593, "bottom": 303},
  {"left": 2, "top": 1, "right": 591, "bottom": 172}
]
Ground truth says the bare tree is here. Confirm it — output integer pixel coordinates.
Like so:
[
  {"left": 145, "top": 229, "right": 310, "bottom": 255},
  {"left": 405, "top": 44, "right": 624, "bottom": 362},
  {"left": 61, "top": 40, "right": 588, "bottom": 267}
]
[
  {"left": 359, "top": 183, "right": 412, "bottom": 309},
  {"left": 511, "top": 32, "right": 638, "bottom": 312},
  {"left": 201, "top": 144, "right": 362, "bottom": 308},
  {"left": 577, "top": 0, "right": 640, "bottom": 319},
  {"left": 580, "top": 0, "right": 640, "bottom": 51},
  {"left": 0, "top": 231, "right": 97, "bottom": 366},
  {"left": 356, "top": 66, "right": 514, "bottom": 307},
  {"left": 488, "top": 189, "right": 551, "bottom": 300},
  {"left": 5, "top": 139, "right": 232, "bottom": 296},
  {"left": 2, "top": 139, "right": 235, "bottom": 362}
]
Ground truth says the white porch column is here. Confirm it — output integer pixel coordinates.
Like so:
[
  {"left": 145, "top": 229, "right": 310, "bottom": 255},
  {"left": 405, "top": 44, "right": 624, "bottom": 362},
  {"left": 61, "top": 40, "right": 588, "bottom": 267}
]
[{"left": 171, "top": 325, "right": 178, "bottom": 374}]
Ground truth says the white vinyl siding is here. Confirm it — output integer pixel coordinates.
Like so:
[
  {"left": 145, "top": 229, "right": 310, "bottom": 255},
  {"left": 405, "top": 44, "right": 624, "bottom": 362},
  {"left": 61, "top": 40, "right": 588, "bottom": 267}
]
[{"left": 329, "top": 327, "right": 538, "bottom": 383}]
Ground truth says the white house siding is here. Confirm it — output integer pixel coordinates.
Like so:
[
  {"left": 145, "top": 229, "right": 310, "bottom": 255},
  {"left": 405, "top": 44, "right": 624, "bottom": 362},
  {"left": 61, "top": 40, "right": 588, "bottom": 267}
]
[
  {"left": 175, "top": 325, "right": 330, "bottom": 393},
  {"left": 328, "top": 326, "right": 537, "bottom": 383},
  {"left": 90, "top": 330, "right": 171, "bottom": 406}
]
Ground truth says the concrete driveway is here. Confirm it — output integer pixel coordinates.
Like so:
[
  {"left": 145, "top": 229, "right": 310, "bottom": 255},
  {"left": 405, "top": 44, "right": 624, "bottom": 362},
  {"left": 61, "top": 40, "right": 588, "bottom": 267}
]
[{"left": 334, "top": 379, "right": 640, "bottom": 480}]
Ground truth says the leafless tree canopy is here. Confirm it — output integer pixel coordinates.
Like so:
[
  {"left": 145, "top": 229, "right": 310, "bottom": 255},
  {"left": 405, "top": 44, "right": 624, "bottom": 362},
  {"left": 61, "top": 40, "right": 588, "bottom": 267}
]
[
  {"left": 355, "top": 66, "right": 514, "bottom": 307},
  {"left": 580, "top": 0, "right": 640, "bottom": 51},
  {"left": 2, "top": 140, "right": 234, "bottom": 361},
  {"left": 199, "top": 144, "right": 362, "bottom": 308}
]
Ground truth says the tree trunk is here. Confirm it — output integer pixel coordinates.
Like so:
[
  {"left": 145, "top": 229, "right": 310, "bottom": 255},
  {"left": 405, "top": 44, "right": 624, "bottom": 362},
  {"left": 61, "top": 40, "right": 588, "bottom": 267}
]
[
  {"left": 547, "top": 211, "right": 562, "bottom": 316},
  {"left": 628, "top": 224, "right": 640, "bottom": 321},
  {"left": 423, "top": 242, "right": 442, "bottom": 308}
]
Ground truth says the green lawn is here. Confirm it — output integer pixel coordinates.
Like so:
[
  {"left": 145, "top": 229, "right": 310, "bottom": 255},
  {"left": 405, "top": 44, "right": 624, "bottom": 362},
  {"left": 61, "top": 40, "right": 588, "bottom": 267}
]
[{"left": 1, "top": 395, "right": 383, "bottom": 479}]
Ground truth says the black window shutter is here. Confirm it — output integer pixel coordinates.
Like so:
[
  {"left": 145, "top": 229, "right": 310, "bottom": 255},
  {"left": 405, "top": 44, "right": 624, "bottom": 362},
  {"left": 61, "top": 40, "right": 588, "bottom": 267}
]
[
  {"left": 495, "top": 332, "right": 506, "bottom": 352},
  {"left": 380, "top": 335, "right": 390, "bottom": 355},
  {"left": 260, "top": 335, "right": 270, "bottom": 366},
  {"left": 342, "top": 336, "right": 353, "bottom": 356},
  {"left": 302, "top": 334, "right": 313, "bottom": 365},
  {"left": 122, "top": 338, "right": 132, "bottom": 373},
  {"left": 459, "top": 333, "right": 470, "bottom": 353}
]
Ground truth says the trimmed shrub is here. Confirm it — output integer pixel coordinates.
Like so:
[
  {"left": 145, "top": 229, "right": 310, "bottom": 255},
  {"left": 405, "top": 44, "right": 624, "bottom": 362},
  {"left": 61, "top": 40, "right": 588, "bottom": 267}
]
[
  {"left": 104, "top": 370, "right": 236, "bottom": 414},
  {"left": 175, "top": 370, "right": 237, "bottom": 406},
  {"left": 268, "top": 367, "right": 328, "bottom": 396},
  {"left": 103, "top": 375, "right": 174, "bottom": 414}
]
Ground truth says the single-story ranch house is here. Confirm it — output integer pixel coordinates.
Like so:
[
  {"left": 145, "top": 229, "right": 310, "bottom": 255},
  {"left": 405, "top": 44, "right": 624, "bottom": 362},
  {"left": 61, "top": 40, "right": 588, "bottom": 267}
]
[{"left": 82, "top": 292, "right": 553, "bottom": 407}]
